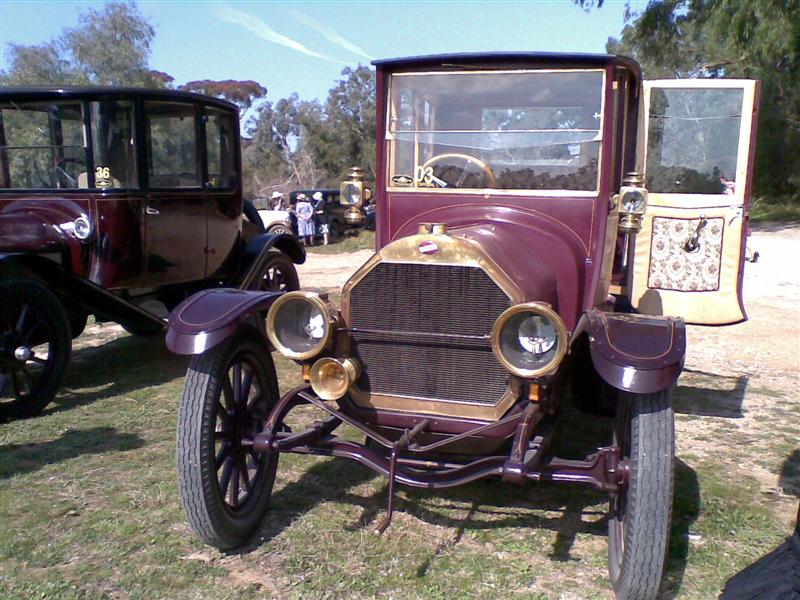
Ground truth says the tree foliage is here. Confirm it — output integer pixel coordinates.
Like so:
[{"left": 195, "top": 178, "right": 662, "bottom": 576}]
[
  {"left": 179, "top": 80, "right": 268, "bottom": 113},
  {"left": 243, "top": 66, "right": 376, "bottom": 196},
  {"left": 607, "top": 0, "right": 800, "bottom": 199},
  {"left": 1, "top": 1, "right": 166, "bottom": 87}
]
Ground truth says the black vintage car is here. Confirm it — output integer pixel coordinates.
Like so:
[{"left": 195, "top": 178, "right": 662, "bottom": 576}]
[{"left": 0, "top": 86, "right": 304, "bottom": 419}]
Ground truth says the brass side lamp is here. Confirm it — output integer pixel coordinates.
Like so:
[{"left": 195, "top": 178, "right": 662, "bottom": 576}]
[
  {"left": 617, "top": 172, "right": 648, "bottom": 269},
  {"left": 340, "top": 166, "right": 373, "bottom": 226}
]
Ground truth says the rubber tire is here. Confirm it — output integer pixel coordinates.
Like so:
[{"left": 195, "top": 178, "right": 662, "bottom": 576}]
[
  {"left": 243, "top": 200, "right": 265, "bottom": 234},
  {"left": 0, "top": 280, "right": 71, "bottom": 420},
  {"left": 253, "top": 252, "right": 300, "bottom": 293},
  {"left": 67, "top": 309, "right": 88, "bottom": 339},
  {"left": 608, "top": 389, "right": 674, "bottom": 600},
  {"left": 176, "top": 330, "right": 279, "bottom": 550}
]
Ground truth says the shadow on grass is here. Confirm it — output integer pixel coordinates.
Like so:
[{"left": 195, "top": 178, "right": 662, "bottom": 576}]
[
  {"left": 46, "top": 331, "right": 188, "bottom": 416},
  {"left": 662, "top": 459, "right": 701, "bottom": 598},
  {"left": 780, "top": 448, "right": 800, "bottom": 498},
  {"left": 720, "top": 447, "right": 799, "bottom": 599},
  {"left": 0, "top": 425, "right": 145, "bottom": 479},
  {"left": 236, "top": 407, "right": 698, "bottom": 597},
  {"left": 236, "top": 456, "right": 378, "bottom": 553},
  {"left": 673, "top": 368, "right": 749, "bottom": 418}
]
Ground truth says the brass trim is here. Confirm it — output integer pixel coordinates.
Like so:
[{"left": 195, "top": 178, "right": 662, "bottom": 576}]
[
  {"left": 342, "top": 231, "right": 524, "bottom": 324},
  {"left": 490, "top": 302, "right": 569, "bottom": 379},
  {"left": 341, "top": 230, "right": 527, "bottom": 420},
  {"left": 347, "top": 384, "right": 520, "bottom": 421},
  {"left": 266, "top": 291, "right": 335, "bottom": 360}
]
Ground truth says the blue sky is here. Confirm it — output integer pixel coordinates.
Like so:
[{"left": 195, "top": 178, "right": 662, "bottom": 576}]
[{"left": 0, "top": 1, "right": 645, "bottom": 102}]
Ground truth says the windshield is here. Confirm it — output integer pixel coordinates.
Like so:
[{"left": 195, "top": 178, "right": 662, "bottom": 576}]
[
  {"left": 0, "top": 99, "right": 137, "bottom": 190},
  {"left": 387, "top": 70, "right": 604, "bottom": 192}
]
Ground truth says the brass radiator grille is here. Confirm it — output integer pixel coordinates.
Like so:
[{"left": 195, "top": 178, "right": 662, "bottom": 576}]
[{"left": 348, "top": 263, "right": 511, "bottom": 406}]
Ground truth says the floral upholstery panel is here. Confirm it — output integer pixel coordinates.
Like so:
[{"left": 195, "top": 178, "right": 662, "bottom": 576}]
[{"left": 647, "top": 217, "right": 724, "bottom": 292}]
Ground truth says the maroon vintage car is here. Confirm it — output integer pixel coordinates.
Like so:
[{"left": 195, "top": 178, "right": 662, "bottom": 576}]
[
  {"left": 167, "top": 53, "right": 759, "bottom": 599},
  {"left": 0, "top": 87, "right": 304, "bottom": 419}
]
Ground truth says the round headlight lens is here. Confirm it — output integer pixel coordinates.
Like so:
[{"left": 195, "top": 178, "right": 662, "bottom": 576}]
[
  {"left": 267, "top": 292, "right": 333, "bottom": 359},
  {"left": 73, "top": 216, "right": 92, "bottom": 241},
  {"left": 621, "top": 189, "right": 646, "bottom": 213},
  {"left": 492, "top": 303, "right": 567, "bottom": 378}
]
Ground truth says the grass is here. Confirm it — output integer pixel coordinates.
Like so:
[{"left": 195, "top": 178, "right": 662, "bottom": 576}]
[
  {"left": 749, "top": 195, "right": 800, "bottom": 222},
  {"left": 306, "top": 230, "right": 375, "bottom": 255},
  {"left": 0, "top": 322, "right": 796, "bottom": 598}
]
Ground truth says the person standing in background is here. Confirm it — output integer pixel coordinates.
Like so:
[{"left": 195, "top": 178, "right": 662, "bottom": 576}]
[
  {"left": 312, "top": 191, "right": 330, "bottom": 246},
  {"left": 295, "top": 193, "right": 315, "bottom": 246},
  {"left": 271, "top": 190, "right": 285, "bottom": 209},
  {"left": 288, "top": 196, "right": 298, "bottom": 237}
]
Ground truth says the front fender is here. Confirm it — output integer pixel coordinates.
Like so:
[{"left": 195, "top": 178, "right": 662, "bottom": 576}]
[
  {"left": 230, "top": 232, "right": 305, "bottom": 289},
  {"left": 166, "top": 288, "right": 282, "bottom": 355},
  {"left": 0, "top": 198, "right": 88, "bottom": 273},
  {"left": 572, "top": 309, "right": 686, "bottom": 394},
  {"left": 0, "top": 211, "right": 67, "bottom": 253}
]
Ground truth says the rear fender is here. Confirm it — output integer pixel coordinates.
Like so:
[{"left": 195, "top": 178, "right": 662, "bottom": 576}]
[
  {"left": 166, "top": 288, "right": 282, "bottom": 355},
  {"left": 571, "top": 309, "right": 686, "bottom": 394},
  {"left": 229, "top": 232, "right": 305, "bottom": 290}
]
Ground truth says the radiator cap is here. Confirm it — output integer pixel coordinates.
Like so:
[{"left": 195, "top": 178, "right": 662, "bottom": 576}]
[{"left": 431, "top": 223, "right": 448, "bottom": 235}]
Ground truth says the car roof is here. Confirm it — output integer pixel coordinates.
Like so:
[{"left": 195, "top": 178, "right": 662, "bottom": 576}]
[
  {"left": 0, "top": 85, "right": 238, "bottom": 112},
  {"left": 372, "top": 52, "right": 640, "bottom": 73}
]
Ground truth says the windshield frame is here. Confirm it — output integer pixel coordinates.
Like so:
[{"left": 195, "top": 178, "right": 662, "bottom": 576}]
[{"left": 384, "top": 68, "right": 607, "bottom": 197}]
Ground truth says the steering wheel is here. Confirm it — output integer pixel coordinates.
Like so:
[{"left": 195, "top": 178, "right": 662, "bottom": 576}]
[
  {"left": 54, "top": 156, "right": 86, "bottom": 189},
  {"left": 422, "top": 153, "right": 497, "bottom": 188}
]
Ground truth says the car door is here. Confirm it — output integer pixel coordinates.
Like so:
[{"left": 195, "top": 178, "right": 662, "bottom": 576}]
[
  {"left": 630, "top": 79, "right": 760, "bottom": 325},
  {"left": 142, "top": 100, "right": 207, "bottom": 287},
  {"left": 202, "top": 105, "right": 242, "bottom": 278}
]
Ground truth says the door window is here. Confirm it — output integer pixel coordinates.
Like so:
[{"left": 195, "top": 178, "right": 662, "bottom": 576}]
[
  {"left": 204, "top": 108, "right": 237, "bottom": 189},
  {"left": 90, "top": 100, "right": 137, "bottom": 189},
  {"left": 645, "top": 88, "right": 743, "bottom": 195},
  {"left": 144, "top": 102, "right": 200, "bottom": 188}
]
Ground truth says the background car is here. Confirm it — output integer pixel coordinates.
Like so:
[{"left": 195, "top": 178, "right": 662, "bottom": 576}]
[
  {"left": 249, "top": 197, "right": 293, "bottom": 235},
  {"left": 0, "top": 86, "right": 304, "bottom": 419}
]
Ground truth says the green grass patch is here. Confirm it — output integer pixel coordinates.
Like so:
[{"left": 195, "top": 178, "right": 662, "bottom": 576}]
[
  {"left": 306, "top": 230, "right": 374, "bottom": 254},
  {"left": 0, "top": 325, "right": 795, "bottom": 598},
  {"left": 749, "top": 195, "right": 800, "bottom": 222}
]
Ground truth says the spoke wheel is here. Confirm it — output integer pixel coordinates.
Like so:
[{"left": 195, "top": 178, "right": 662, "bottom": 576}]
[
  {"left": 608, "top": 389, "right": 674, "bottom": 600},
  {"left": 177, "top": 329, "right": 280, "bottom": 549},
  {"left": 0, "top": 281, "right": 71, "bottom": 420},
  {"left": 254, "top": 252, "right": 299, "bottom": 293}
]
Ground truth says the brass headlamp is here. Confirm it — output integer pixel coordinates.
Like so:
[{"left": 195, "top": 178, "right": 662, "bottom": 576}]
[
  {"left": 266, "top": 291, "right": 336, "bottom": 360},
  {"left": 617, "top": 172, "right": 648, "bottom": 234},
  {"left": 340, "top": 166, "right": 372, "bottom": 226}
]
